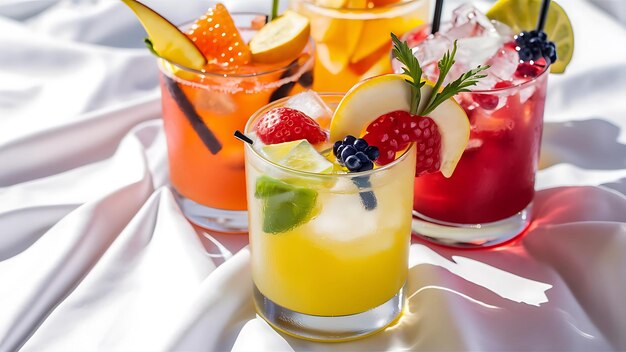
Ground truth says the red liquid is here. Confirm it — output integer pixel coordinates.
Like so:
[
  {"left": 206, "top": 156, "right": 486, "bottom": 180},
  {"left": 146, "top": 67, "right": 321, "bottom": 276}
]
[{"left": 413, "top": 70, "right": 548, "bottom": 224}]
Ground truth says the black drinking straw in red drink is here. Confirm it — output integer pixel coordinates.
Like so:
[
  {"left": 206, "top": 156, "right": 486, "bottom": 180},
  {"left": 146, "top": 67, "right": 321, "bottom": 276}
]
[
  {"left": 536, "top": 0, "right": 551, "bottom": 31},
  {"left": 431, "top": 0, "right": 444, "bottom": 34},
  {"left": 515, "top": 0, "right": 557, "bottom": 64}
]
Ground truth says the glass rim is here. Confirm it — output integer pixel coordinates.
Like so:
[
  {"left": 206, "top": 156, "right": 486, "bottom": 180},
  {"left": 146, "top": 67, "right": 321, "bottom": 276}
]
[
  {"left": 159, "top": 12, "right": 315, "bottom": 79},
  {"left": 244, "top": 94, "right": 415, "bottom": 179},
  {"left": 295, "top": 0, "right": 428, "bottom": 12},
  {"left": 470, "top": 62, "right": 550, "bottom": 93},
  {"left": 399, "top": 23, "right": 551, "bottom": 94}
]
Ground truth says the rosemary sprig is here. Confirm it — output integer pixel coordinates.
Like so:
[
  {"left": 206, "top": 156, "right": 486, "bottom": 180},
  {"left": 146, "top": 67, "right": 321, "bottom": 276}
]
[
  {"left": 391, "top": 34, "right": 489, "bottom": 116},
  {"left": 391, "top": 33, "right": 424, "bottom": 115}
]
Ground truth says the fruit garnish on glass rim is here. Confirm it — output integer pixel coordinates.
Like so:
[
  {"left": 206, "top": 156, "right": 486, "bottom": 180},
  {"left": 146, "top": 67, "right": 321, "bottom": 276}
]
[
  {"left": 250, "top": 11, "right": 311, "bottom": 65},
  {"left": 486, "top": 0, "right": 574, "bottom": 73},
  {"left": 120, "top": 0, "right": 206, "bottom": 70},
  {"left": 187, "top": 3, "right": 252, "bottom": 69},
  {"left": 122, "top": 1, "right": 311, "bottom": 70},
  {"left": 329, "top": 34, "right": 487, "bottom": 178}
]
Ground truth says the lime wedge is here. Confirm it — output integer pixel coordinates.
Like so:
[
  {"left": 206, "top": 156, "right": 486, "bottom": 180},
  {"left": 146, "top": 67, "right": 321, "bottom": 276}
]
[
  {"left": 261, "top": 139, "right": 333, "bottom": 174},
  {"left": 121, "top": 0, "right": 206, "bottom": 70},
  {"left": 255, "top": 176, "right": 318, "bottom": 234},
  {"left": 249, "top": 11, "right": 310, "bottom": 64},
  {"left": 486, "top": 0, "right": 574, "bottom": 73}
]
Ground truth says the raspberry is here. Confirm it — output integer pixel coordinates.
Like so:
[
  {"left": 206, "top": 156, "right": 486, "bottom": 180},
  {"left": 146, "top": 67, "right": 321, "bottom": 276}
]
[
  {"left": 515, "top": 62, "right": 541, "bottom": 78},
  {"left": 471, "top": 93, "right": 499, "bottom": 110},
  {"left": 363, "top": 110, "right": 442, "bottom": 176},
  {"left": 187, "top": 4, "right": 251, "bottom": 69},
  {"left": 255, "top": 107, "right": 327, "bottom": 145},
  {"left": 494, "top": 81, "right": 514, "bottom": 89}
]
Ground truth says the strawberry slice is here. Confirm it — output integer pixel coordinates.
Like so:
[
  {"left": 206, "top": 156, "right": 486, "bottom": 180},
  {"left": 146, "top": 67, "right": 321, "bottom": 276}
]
[
  {"left": 256, "top": 107, "right": 327, "bottom": 145},
  {"left": 187, "top": 3, "right": 251, "bottom": 68},
  {"left": 363, "top": 110, "right": 442, "bottom": 176}
]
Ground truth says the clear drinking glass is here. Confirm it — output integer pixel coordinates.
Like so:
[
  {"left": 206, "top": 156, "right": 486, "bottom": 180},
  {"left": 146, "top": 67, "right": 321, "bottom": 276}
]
[
  {"left": 244, "top": 95, "right": 416, "bottom": 341},
  {"left": 400, "top": 24, "right": 550, "bottom": 247},
  {"left": 289, "top": 0, "right": 429, "bottom": 92},
  {"left": 157, "top": 13, "right": 314, "bottom": 233}
]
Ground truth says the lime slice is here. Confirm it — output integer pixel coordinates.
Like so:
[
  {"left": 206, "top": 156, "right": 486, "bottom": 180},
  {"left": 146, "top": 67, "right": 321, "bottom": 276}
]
[
  {"left": 261, "top": 139, "right": 334, "bottom": 174},
  {"left": 255, "top": 176, "right": 318, "bottom": 234},
  {"left": 121, "top": 0, "right": 206, "bottom": 70},
  {"left": 486, "top": 0, "right": 574, "bottom": 73},
  {"left": 249, "top": 11, "right": 311, "bottom": 64}
]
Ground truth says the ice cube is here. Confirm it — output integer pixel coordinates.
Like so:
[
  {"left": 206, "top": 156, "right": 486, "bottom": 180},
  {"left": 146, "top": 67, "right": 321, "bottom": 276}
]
[
  {"left": 456, "top": 35, "right": 506, "bottom": 70},
  {"left": 310, "top": 192, "right": 379, "bottom": 242},
  {"left": 486, "top": 45, "right": 520, "bottom": 82},
  {"left": 465, "top": 138, "right": 484, "bottom": 151},
  {"left": 519, "top": 85, "right": 536, "bottom": 103},
  {"left": 450, "top": 4, "right": 497, "bottom": 37},
  {"left": 285, "top": 91, "right": 333, "bottom": 124},
  {"left": 413, "top": 34, "right": 452, "bottom": 67},
  {"left": 472, "top": 45, "right": 520, "bottom": 90},
  {"left": 194, "top": 89, "right": 236, "bottom": 115}
]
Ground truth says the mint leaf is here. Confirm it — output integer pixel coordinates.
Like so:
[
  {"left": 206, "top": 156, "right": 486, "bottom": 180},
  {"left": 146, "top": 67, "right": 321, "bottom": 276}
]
[{"left": 255, "top": 176, "right": 317, "bottom": 234}]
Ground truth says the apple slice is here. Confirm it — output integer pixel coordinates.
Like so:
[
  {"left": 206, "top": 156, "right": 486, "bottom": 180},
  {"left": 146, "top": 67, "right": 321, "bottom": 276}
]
[
  {"left": 330, "top": 74, "right": 470, "bottom": 177},
  {"left": 121, "top": 0, "right": 206, "bottom": 70}
]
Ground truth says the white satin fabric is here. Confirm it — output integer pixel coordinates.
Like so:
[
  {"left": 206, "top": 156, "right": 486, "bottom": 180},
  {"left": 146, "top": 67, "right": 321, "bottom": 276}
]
[{"left": 1, "top": 0, "right": 625, "bottom": 351}]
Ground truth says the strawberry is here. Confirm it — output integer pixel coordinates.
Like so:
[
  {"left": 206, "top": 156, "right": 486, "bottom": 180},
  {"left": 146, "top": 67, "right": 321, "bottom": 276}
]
[
  {"left": 256, "top": 107, "right": 327, "bottom": 145},
  {"left": 187, "top": 3, "right": 251, "bottom": 69},
  {"left": 363, "top": 110, "right": 441, "bottom": 176}
]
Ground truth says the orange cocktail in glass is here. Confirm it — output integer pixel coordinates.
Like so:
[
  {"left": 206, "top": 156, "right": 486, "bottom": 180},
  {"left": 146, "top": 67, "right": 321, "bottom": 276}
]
[
  {"left": 290, "top": 0, "right": 429, "bottom": 92},
  {"left": 158, "top": 12, "right": 314, "bottom": 232}
]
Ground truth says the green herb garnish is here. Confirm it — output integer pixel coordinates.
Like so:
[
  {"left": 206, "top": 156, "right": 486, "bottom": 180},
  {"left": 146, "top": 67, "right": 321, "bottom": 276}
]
[
  {"left": 391, "top": 33, "right": 489, "bottom": 116},
  {"left": 391, "top": 33, "right": 425, "bottom": 115},
  {"left": 270, "top": 0, "right": 279, "bottom": 21}
]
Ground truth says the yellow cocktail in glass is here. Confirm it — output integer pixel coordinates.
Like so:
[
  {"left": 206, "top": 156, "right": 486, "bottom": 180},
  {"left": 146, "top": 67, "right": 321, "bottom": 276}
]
[{"left": 244, "top": 94, "right": 415, "bottom": 341}]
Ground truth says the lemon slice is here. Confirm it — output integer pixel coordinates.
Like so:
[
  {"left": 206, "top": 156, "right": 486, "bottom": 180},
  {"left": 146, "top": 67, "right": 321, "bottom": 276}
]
[
  {"left": 249, "top": 11, "right": 311, "bottom": 64},
  {"left": 330, "top": 74, "right": 470, "bottom": 177},
  {"left": 261, "top": 139, "right": 334, "bottom": 174},
  {"left": 121, "top": 0, "right": 206, "bottom": 70},
  {"left": 486, "top": 0, "right": 574, "bottom": 73}
]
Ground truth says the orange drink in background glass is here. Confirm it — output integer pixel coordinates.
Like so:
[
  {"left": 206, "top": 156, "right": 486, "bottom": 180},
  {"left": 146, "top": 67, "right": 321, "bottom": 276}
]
[
  {"left": 158, "top": 13, "right": 314, "bottom": 233},
  {"left": 290, "top": 0, "right": 429, "bottom": 92}
]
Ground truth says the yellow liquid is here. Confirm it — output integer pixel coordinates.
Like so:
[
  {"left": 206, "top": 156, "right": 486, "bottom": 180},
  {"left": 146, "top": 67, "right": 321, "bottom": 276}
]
[
  {"left": 290, "top": 0, "right": 429, "bottom": 92},
  {"left": 247, "top": 146, "right": 416, "bottom": 316}
]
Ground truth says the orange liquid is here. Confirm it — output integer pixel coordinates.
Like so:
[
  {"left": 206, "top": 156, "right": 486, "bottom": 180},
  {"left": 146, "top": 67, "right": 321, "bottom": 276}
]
[
  {"left": 159, "top": 61, "right": 312, "bottom": 211},
  {"left": 291, "top": 0, "right": 429, "bottom": 92}
]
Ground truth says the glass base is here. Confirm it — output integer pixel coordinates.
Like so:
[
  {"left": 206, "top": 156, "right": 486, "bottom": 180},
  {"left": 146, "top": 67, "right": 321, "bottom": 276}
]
[
  {"left": 254, "top": 285, "right": 404, "bottom": 342},
  {"left": 174, "top": 190, "right": 248, "bottom": 233},
  {"left": 412, "top": 202, "right": 533, "bottom": 248}
]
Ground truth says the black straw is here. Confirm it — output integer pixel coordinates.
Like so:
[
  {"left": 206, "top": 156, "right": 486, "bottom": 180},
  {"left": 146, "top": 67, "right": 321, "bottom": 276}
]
[
  {"left": 431, "top": 0, "right": 444, "bottom": 34},
  {"left": 234, "top": 130, "right": 254, "bottom": 145},
  {"left": 164, "top": 76, "right": 222, "bottom": 154},
  {"left": 536, "top": 0, "right": 551, "bottom": 31}
]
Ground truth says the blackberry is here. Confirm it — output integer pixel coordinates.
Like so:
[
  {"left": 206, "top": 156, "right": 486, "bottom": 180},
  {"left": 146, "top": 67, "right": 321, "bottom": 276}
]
[
  {"left": 514, "top": 30, "right": 558, "bottom": 64},
  {"left": 332, "top": 134, "right": 380, "bottom": 210},
  {"left": 333, "top": 135, "right": 379, "bottom": 172}
]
